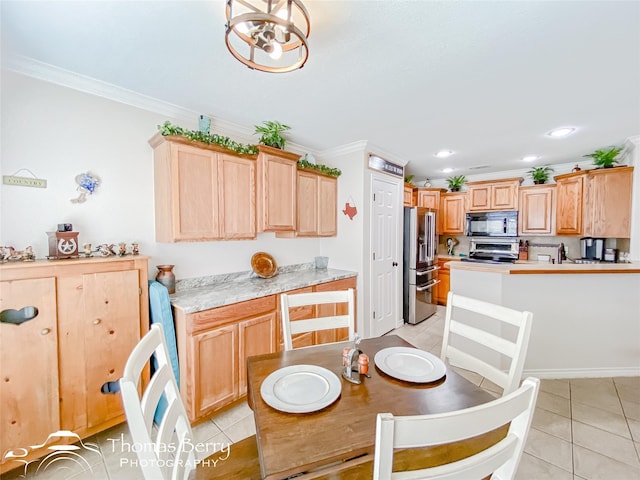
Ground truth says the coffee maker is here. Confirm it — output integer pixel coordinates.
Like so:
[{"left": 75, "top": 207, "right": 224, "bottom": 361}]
[{"left": 580, "top": 237, "right": 605, "bottom": 261}]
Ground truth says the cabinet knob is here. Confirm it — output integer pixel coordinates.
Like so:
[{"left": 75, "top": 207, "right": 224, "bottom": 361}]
[
  {"left": 93, "top": 318, "right": 102, "bottom": 325},
  {"left": 40, "top": 328, "right": 51, "bottom": 335}
]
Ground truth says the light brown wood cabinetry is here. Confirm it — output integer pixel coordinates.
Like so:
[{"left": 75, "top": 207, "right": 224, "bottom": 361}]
[
  {"left": 518, "top": 185, "right": 556, "bottom": 236},
  {"left": 0, "top": 277, "right": 59, "bottom": 467},
  {"left": 439, "top": 192, "right": 467, "bottom": 235},
  {"left": 175, "top": 276, "right": 357, "bottom": 422},
  {"left": 434, "top": 259, "right": 450, "bottom": 305},
  {"left": 278, "top": 169, "right": 338, "bottom": 238},
  {"left": 403, "top": 184, "right": 417, "bottom": 206},
  {"left": 554, "top": 166, "right": 634, "bottom": 238},
  {"left": 177, "top": 295, "right": 276, "bottom": 421},
  {"left": 417, "top": 188, "right": 447, "bottom": 209},
  {"left": 467, "top": 178, "right": 522, "bottom": 211},
  {"left": 150, "top": 133, "right": 256, "bottom": 242},
  {"left": 0, "top": 257, "right": 149, "bottom": 474},
  {"left": 554, "top": 171, "right": 585, "bottom": 235},
  {"left": 586, "top": 166, "right": 634, "bottom": 238},
  {"left": 256, "top": 146, "right": 300, "bottom": 232}
]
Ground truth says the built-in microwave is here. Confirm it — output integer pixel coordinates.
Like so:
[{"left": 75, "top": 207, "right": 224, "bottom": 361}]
[{"left": 465, "top": 211, "right": 518, "bottom": 237}]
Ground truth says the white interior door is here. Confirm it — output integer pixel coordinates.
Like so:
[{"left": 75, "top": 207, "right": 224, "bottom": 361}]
[{"left": 370, "top": 175, "right": 401, "bottom": 336}]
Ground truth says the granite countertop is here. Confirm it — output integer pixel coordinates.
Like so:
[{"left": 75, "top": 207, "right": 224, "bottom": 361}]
[
  {"left": 170, "top": 264, "right": 358, "bottom": 314},
  {"left": 447, "top": 260, "right": 640, "bottom": 275}
]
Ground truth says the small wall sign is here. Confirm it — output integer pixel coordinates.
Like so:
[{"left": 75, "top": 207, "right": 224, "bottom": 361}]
[{"left": 368, "top": 155, "right": 403, "bottom": 178}]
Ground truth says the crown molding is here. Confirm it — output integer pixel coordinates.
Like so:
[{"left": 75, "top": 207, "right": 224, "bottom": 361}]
[
  {"left": 3, "top": 53, "right": 317, "bottom": 152},
  {"left": 318, "top": 141, "right": 368, "bottom": 158}
]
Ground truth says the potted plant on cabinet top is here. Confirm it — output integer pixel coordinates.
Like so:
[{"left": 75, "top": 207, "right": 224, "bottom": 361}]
[
  {"left": 527, "top": 165, "right": 554, "bottom": 184},
  {"left": 446, "top": 175, "right": 466, "bottom": 192},
  {"left": 254, "top": 120, "right": 291, "bottom": 150},
  {"left": 583, "top": 146, "right": 624, "bottom": 168}
]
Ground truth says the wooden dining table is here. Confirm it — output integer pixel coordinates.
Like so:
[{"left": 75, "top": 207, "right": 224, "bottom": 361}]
[{"left": 246, "top": 334, "right": 507, "bottom": 480}]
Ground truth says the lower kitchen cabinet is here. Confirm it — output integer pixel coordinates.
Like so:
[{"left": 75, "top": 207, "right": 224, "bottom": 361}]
[
  {"left": 174, "top": 276, "right": 357, "bottom": 422},
  {"left": 175, "top": 295, "right": 277, "bottom": 421},
  {"left": 0, "top": 257, "right": 149, "bottom": 475},
  {"left": 434, "top": 259, "right": 451, "bottom": 306}
]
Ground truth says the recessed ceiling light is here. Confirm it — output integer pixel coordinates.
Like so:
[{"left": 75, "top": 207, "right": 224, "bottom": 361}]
[
  {"left": 522, "top": 155, "right": 539, "bottom": 162},
  {"left": 546, "top": 127, "right": 576, "bottom": 138},
  {"left": 434, "top": 150, "right": 454, "bottom": 158},
  {"left": 442, "top": 167, "right": 454, "bottom": 173}
]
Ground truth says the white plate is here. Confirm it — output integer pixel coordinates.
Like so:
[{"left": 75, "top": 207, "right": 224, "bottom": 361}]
[
  {"left": 260, "top": 365, "right": 342, "bottom": 413},
  {"left": 374, "top": 347, "right": 446, "bottom": 383}
]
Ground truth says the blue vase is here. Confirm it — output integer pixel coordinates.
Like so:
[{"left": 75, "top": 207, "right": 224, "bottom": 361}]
[{"left": 198, "top": 115, "right": 211, "bottom": 134}]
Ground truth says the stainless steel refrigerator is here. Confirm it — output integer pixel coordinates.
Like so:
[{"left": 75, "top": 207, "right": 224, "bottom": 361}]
[{"left": 403, "top": 207, "right": 439, "bottom": 324}]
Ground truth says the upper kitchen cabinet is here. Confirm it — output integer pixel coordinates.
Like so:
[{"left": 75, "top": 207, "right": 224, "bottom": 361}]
[
  {"left": 277, "top": 169, "right": 338, "bottom": 238},
  {"left": 417, "top": 188, "right": 447, "bottom": 209},
  {"left": 518, "top": 185, "right": 556, "bottom": 236},
  {"left": 256, "top": 146, "right": 300, "bottom": 232},
  {"left": 439, "top": 192, "right": 467, "bottom": 235},
  {"left": 403, "top": 184, "right": 417, "bottom": 207},
  {"left": 554, "top": 171, "right": 585, "bottom": 235},
  {"left": 150, "top": 133, "right": 256, "bottom": 242},
  {"left": 586, "top": 166, "right": 634, "bottom": 238},
  {"left": 466, "top": 178, "right": 522, "bottom": 211},
  {"left": 555, "top": 166, "right": 634, "bottom": 238}
]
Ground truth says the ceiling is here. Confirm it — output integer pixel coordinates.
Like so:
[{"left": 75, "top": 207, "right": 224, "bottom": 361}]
[{"left": 2, "top": 1, "right": 639, "bottom": 181}]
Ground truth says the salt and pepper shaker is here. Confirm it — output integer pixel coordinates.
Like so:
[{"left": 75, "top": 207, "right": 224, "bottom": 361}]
[{"left": 341, "top": 333, "right": 370, "bottom": 384}]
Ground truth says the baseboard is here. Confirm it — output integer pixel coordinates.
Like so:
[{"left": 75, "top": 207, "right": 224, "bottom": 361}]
[{"left": 523, "top": 366, "right": 640, "bottom": 379}]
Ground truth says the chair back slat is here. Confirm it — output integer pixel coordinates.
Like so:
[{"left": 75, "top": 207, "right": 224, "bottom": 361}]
[
  {"left": 442, "top": 291, "right": 533, "bottom": 395},
  {"left": 281, "top": 288, "right": 355, "bottom": 351},
  {"left": 120, "top": 323, "right": 196, "bottom": 480},
  {"left": 373, "top": 377, "right": 540, "bottom": 480}
]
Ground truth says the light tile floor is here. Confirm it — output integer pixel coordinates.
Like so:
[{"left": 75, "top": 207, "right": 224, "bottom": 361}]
[{"left": 3, "top": 306, "right": 639, "bottom": 479}]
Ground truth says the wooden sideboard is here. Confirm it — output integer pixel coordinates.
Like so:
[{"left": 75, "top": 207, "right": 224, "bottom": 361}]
[{"left": 0, "top": 257, "right": 149, "bottom": 474}]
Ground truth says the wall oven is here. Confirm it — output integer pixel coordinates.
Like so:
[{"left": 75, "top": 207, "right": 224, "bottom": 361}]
[
  {"left": 403, "top": 207, "right": 439, "bottom": 324},
  {"left": 465, "top": 211, "right": 518, "bottom": 237}
]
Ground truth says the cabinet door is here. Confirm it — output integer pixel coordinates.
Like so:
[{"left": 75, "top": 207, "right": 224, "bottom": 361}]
[
  {"left": 519, "top": 186, "right": 555, "bottom": 235},
  {"left": 588, "top": 167, "right": 634, "bottom": 238},
  {"left": 193, "top": 324, "right": 238, "bottom": 417},
  {"left": 318, "top": 175, "right": 337, "bottom": 236},
  {"left": 440, "top": 194, "right": 466, "bottom": 235},
  {"left": 403, "top": 186, "right": 415, "bottom": 206},
  {"left": 238, "top": 312, "right": 276, "bottom": 396},
  {"left": 467, "top": 185, "right": 491, "bottom": 211},
  {"left": 492, "top": 183, "right": 518, "bottom": 210},
  {"left": 171, "top": 143, "right": 220, "bottom": 240},
  {"left": 417, "top": 190, "right": 440, "bottom": 209},
  {"left": 257, "top": 148, "right": 297, "bottom": 232},
  {"left": 434, "top": 261, "right": 450, "bottom": 306},
  {"left": 297, "top": 171, "right": 319, "bottom": 236},
  {"left": 0, "top": 278, "right": 59, "bottom": 459},
  {"left": 219, "top": 154, "right": 256, "bottom": 239},
  {"left": 83, "top": 270, "right": 141, "bottom": 428},
  {"left": 555, "top": 175, "right": 584, "bottom": 235}
]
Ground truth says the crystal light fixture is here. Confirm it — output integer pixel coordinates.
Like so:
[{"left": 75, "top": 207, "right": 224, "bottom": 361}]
[{"left": 225, "top": 0, "right": 311, "bottom": 73}]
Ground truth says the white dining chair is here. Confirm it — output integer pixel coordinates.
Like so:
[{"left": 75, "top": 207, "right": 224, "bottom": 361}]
[
  {"left": 441, "top": 291, "right": 533, "bottom": 395},
  {"left": 280, "top": 288, "right": 355, "bottom": 351},
  {"left": 120, "top": 323, "right": 261, "bottom": 480},
  {"left": 373, "top": 376, "right": 540, "bottom": 480}
]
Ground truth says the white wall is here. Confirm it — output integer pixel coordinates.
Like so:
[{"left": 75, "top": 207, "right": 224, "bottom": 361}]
[
  {"left": 0, "top": 70, "right": 325, "bottom": 280},
  {"left": 627, "top": 135, "right": 640, "bottom": 260}
]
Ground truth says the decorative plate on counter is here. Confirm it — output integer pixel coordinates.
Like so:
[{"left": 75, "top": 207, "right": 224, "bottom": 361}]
[{"left": 251, "top": 252, "right": 278, "bottom": 278}]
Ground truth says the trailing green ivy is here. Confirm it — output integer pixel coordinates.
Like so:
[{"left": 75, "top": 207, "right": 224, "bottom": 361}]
[
  {"left": 298, "top": 158, "right": 342, "bottom": 177},
  {"left": 158, "top": 121, "right": 258, "bottom": 155}
]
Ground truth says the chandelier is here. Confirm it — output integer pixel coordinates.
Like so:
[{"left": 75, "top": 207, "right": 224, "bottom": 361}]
[{"left": 225, "top": 0, "right": 311, "bottom": 73}]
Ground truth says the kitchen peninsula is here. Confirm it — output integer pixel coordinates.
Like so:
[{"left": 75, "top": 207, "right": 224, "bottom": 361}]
[
  {"left": 447, "top": 261, "right": 640, "bottom": 378},
  {"left": 169, "top": 264, "right": 358, "bottom": 422}
]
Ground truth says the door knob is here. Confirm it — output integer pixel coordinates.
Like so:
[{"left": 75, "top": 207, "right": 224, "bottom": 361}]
[{"left": 392, "top": 262, "right": 398, "bottom": 267}]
